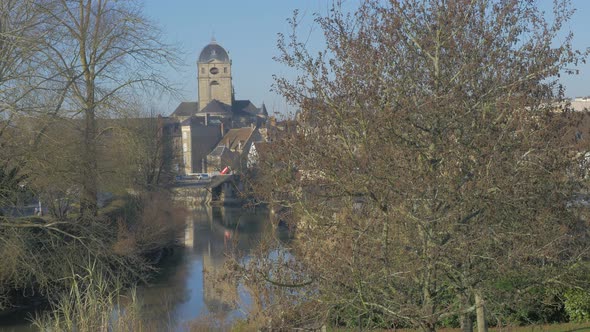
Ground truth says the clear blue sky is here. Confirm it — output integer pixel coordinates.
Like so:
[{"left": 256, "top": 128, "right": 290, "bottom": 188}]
[{"left": 142, "top": 0, "right": 590, "bottom": 117}]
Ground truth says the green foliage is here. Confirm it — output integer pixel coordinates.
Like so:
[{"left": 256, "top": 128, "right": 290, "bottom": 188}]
[
  {"left": 491, "top": 275, "right": 567, "bottom": 325},
  {"left": 565, "top": 289, "right": 590, "bottom": 323},
  {"left": 438, "top": 313, "right": 461, "bottom": 329}
]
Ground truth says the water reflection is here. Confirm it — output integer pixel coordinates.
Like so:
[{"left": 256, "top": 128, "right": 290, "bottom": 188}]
[
  {"left": 135, "top": 205, "right": 280, "bottom": 331},
  {"left": 0, "top": 205, "right": 281, "bottom": 332}
]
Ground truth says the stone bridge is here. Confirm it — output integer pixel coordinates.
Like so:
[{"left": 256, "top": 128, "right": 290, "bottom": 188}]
[
  {"left": 206, "top": 175, "right": 243, "bottom": 205},
  {"left": 172, "top": 174, "right": 244, "bottom": 206}
]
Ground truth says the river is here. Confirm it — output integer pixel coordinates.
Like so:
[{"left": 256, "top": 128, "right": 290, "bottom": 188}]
[
  {"left": 134, "top": 205, "right": 286, "bottom": 331},
  {"left": 0, "top": 205, "right": 286, "bottom": 332}
]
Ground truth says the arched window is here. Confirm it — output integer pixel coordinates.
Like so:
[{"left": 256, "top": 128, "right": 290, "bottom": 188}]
[{"left": 209, "top": 81, "right": 221, "bottom": 101}]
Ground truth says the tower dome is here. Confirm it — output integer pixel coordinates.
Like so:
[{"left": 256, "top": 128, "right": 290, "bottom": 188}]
[{"left": 198, "top": 41, "right": 230, "bottom": 63}]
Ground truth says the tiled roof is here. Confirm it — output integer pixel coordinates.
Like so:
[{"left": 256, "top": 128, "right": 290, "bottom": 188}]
[
  {"left": 208, "top": 145, "right": 227, "bottom": 157},
  {"left": 218, "top": 127, "right": 255, "bottom": 151}
]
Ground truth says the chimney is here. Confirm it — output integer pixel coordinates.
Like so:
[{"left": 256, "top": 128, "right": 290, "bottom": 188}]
[{"left": 220, "top": 122, "right": 224, "bottom": 136}]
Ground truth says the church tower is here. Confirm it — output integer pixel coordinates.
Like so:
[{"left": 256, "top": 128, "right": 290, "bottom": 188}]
[{"left": 197, "top": 39, "right": 232, "bottom": 109}]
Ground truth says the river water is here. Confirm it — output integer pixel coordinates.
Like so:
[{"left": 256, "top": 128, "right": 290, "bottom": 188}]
[
  {"left": 135, "top": 205, "right": 284, "bottom": 331},
  {"left": 0, "top": 205, "right": 284, "bottom": 332}
]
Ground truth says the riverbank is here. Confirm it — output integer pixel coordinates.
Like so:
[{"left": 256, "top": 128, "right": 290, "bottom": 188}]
[
  {"left": 0, "top": 191, "right": 186, "bottom": 330},
  {"left": 364, "top": 322, "right": 590, "bottom": 332}
]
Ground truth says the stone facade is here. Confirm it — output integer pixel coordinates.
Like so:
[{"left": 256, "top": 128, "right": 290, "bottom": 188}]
[
  {"left": 181, "top": 124, "right": 192, "bottom": 175},
  {"left": 198, "top": 41, "right": 233, "bottom": 108}
]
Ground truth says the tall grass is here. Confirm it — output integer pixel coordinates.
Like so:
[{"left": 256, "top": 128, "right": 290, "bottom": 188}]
[{"left": 31, "top": 261, "right": 157, "bottom": 332}]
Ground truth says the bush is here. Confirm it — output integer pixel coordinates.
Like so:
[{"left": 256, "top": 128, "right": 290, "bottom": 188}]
[
  {"left": 111, "top": 192, "right": 186, "bottom": 256},
  {"left": 565, "top": 289, "right": 590, "bottom": 323}
]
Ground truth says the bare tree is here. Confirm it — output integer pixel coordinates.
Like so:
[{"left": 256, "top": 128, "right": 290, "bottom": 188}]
[
  {"left": 126, "top": 108, "right": 174, "bottom": 191},
  {"left": 31, "top": 0, "right": 178, "bottom": 218},
  {"left": 245, "top": 0, "right": 590, "bottom": 331},
  {"left": 0, "top": 0, "right": 46, "bottom": 210}
]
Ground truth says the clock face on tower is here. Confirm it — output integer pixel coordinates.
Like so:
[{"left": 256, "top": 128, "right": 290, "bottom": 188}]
[{"left": 210, "top": 67, "right": 219, "bottom": 75}]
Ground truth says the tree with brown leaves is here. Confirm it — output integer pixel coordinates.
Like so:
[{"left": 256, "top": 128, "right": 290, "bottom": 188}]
[{"left": 245, "top": 1, "right": 590, "bottom": 331}]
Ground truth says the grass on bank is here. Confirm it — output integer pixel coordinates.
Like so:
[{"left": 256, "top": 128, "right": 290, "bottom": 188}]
[
  {"left": 31, "top": 261, "right": 145, "bottom": 332},
  {"left": 326, "top": 322, "right": 590, "bottom": 332}
]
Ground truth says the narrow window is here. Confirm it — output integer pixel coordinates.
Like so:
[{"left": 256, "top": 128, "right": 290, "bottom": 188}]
[{"left": 224, "top": 67, "right": 227, "bottom": 73}]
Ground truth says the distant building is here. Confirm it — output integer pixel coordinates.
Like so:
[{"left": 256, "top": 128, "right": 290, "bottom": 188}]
[
  {"left": 167, "top": 39, "right": 268, "bottom": 174},
  {"left": 570, "top": 97, "right": 590, "bottom": 112},
  {"left": 206, "top": 127, "right": 261, "bottom": 172}
]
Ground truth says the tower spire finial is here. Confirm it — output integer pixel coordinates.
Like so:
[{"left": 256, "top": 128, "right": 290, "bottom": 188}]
[{"left": 211, "top": 31, "right": 216, "bottom": 43}]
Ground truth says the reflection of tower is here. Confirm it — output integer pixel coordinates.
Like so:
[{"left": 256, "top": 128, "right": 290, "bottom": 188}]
[
  {"left": 184, "top": 213, "right": 194, "bottom": 248},
  {"left": 202, "top": 245, "right": 237, "bottom": 315},
  {"left": 191, "top": 205, "right": 273, "bottom": 315},
  {"left": 191, "top": 205, "right": 238, "bottom": 315}
]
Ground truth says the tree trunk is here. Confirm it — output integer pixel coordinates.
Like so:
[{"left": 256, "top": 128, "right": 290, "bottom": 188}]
[
  {"left": 475, "top": 292, "right": 488, "bottom": 332},
  {"left": 458, "top": 292, "right": 473, "bottom": 332},
  {"left": 80, "top": 106, "right": 98, "bottom": 219},
  {"left": 460, "top": 311, "right": 473, "bottom": 332}
]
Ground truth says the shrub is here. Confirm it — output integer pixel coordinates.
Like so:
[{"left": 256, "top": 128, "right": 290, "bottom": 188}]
[{"left": 565, "top": 289, "right": 590, "bottom": 323}]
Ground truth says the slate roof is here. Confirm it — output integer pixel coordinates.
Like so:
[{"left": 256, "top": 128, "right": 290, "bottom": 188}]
[
  {"left": 180, "top": 116, "right": 208, "bottom": 126},
  {"left": 198, "top": 42, "right": 230, "bottom": 63},
  {"left": 260, "top": 103, "right": 268, "bottom": 117},
  {"left": 172, "top": 102, "right": 199, "bottom": 117},
  {"left": 200, "top": 100, "right": 233, "bottom": 115},
  {"left": 171, "top": 99, "right": 268, "bottom": 119},
  {"left": 233, "top": 99, "right": 268, "bottom": 117}
]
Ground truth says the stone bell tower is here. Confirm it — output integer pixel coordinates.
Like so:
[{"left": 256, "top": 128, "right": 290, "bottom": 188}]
[{"left": 197, "top": 38, "right": 232, "bottom": 109}]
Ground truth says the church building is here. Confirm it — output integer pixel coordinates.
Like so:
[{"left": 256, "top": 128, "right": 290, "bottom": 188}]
[{"left": 169, "top": 39, "right": 268, "bottom": 174}]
